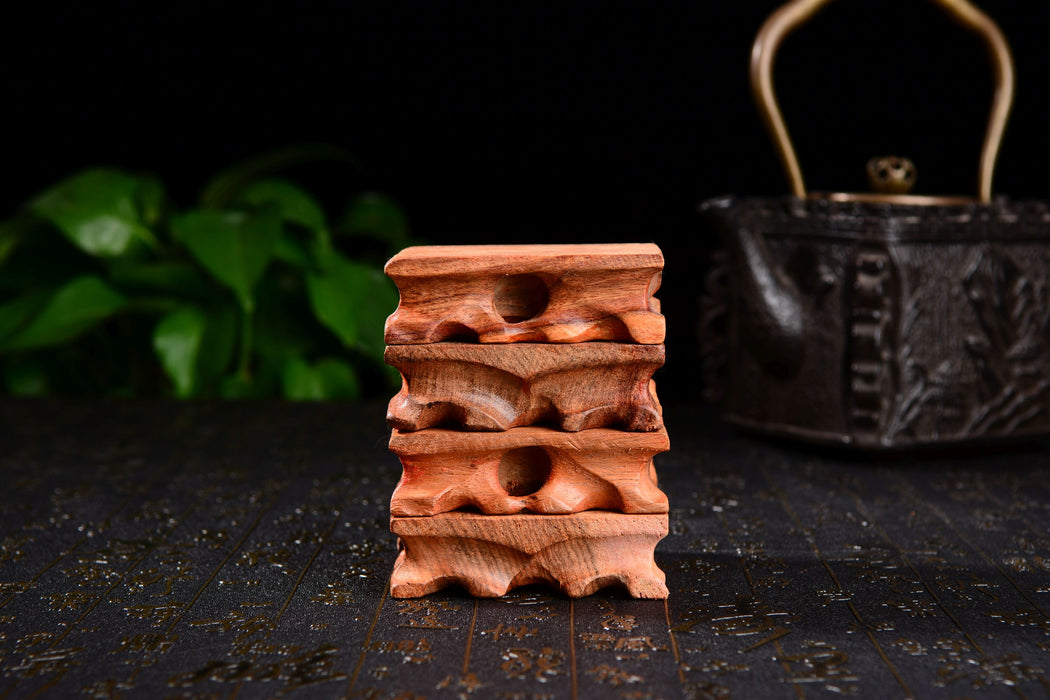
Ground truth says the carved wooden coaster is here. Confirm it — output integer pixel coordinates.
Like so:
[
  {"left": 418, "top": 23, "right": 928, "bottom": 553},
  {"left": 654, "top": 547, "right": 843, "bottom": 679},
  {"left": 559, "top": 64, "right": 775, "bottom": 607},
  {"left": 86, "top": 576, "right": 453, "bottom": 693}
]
[
  {"left": 384, "top": 243, "right": 664, "bottom": 345},
  {"left": 389, "top": 427, "right": 669, "bottom": 516},
  {"left": 389, "top": 512, "right": 669, "bottom": 598},
  {"left": 382, "top": 242, "right": 670, "bottom": 600},
  {"left": 386, "top": 342, "right": 664, "bottom": 432}
]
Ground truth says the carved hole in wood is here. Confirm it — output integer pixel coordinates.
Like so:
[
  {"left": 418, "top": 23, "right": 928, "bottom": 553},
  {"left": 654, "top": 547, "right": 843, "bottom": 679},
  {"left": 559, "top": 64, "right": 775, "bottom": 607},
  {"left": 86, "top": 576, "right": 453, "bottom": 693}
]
[
  {"left": 493, "top": 274, "right": 549, "bottom": 323},
  {"left": 432, "top": 321, "right": 480, "bottom": 343},
  {"left": 497, "top": 446, "right": 552, "bottom": 496}
]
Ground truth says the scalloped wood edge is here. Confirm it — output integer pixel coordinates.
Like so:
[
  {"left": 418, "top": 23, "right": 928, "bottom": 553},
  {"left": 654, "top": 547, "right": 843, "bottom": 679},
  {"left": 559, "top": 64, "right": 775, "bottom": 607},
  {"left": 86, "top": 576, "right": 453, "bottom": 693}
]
[
  {"left": 390, "top": 512, "right": 668, "bottom": 599},
  {"left": 390, "top": 427, "right": 669, "bottom": 516},
  {"left": 386, "top": 342, "right": 664, "bottom": 432},
  {"left": 384, "top": 243, "right": 664, "bottom": 345}
]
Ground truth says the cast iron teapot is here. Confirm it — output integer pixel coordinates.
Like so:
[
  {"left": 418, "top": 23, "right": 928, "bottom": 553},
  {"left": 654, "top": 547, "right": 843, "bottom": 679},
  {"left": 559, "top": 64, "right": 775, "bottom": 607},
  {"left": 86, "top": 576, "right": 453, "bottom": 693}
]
[{"left": 701, "top": 0, "right": 1050, "bottom": 448}]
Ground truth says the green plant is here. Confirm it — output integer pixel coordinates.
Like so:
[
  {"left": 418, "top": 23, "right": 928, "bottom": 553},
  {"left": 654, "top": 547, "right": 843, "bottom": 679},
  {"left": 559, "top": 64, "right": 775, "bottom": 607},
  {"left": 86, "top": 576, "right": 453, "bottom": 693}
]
[{"left": 0, "top": 148, "right": 409, "bottom": 399}]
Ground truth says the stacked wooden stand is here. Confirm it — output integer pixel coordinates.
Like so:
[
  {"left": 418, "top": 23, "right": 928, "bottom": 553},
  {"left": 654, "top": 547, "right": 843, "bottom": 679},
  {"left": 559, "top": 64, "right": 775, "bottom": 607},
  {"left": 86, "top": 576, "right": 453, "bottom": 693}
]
[{"left": 383, "top": 244, "right": 670, "bottom": 598}]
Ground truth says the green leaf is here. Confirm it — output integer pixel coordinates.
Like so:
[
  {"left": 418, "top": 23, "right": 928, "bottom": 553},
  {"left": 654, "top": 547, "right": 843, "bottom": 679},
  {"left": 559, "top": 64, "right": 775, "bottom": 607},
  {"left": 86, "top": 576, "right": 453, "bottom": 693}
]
[
  {"left": 29, "top": 168, "right": 159, "bottom": 257},
  {"left": 137, "top": 174, "right": 167, "bottom": 228},
  {"left": 0, "top": 291, "right": 49, "bottom": 345},
  {"left": 338, "top": 192, "right": 410, "bottom": 247},
  {"left": 218, "top": 374, "right": 257, "bottom": 399},
  {"left": 234, "top": 179, "right": 327, "bottom": 232},
  {"left": 0, "top": 225, "right": 95, "bottom": 292},
  {"left": 3, "top": 357, "right": 49, "bottom": 396},
  {"left": 153, "top": 306, "right": 206, "bottom": 397},
  {"left": 281, "top": 357, "right": 360, "bottom": 401},
  {"left": 273, "top": 233, "right": 314, "bottom": 269},
  {"left": 171, "top": 209, "right": 280, "bottom": 311},
  {"left": 3, "top": 276, "right": 126, "bottom": 351},
  {"left": 306, "top": 250, "right": 398, "bottom": 364},
  {"left": 253, "top": 273, "right": 319, "bottom": 361},
  {"left": 313, "top": 358, "right": 362, "bottom": 399},
  {"left": 107, "top": 260, "right": 213, "bottom": 298},
  {"left": 0, "top": 216, "right": 30, "bottom": 268},
  {"left": 0, "top": 235, "right": 18, "bottom": 269},
  {"left": 197, "top": 301, "right": 238, "bottom": 388}
]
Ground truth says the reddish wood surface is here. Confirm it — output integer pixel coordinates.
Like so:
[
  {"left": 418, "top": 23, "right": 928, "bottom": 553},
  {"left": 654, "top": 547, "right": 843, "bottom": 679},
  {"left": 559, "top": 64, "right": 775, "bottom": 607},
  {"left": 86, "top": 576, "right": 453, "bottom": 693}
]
[
  {"left": 386, "top": 342, "right": 664, "bottom": 432},
  {"left": 390, "top": 512, "right": 669, "bottom": 598},
  {"left": 384, "top": 244, "right": 664, "bottom": 345},
  {"left": 389, "top": 427, "right": 669, "bottom": 516}
]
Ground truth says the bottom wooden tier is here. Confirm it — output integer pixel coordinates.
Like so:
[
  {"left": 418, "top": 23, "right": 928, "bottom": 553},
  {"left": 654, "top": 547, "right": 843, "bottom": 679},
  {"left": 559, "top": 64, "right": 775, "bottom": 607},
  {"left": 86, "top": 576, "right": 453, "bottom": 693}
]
[{"left": 389, "top": 511, "right": 668, "bottom": 599}]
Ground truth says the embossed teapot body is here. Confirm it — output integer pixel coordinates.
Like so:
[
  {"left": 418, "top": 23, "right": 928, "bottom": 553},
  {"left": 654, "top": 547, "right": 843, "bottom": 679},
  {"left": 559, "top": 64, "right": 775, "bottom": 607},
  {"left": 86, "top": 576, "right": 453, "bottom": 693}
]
[{"left": 701, "top": 0, "right": 1050, "bottom": 448}]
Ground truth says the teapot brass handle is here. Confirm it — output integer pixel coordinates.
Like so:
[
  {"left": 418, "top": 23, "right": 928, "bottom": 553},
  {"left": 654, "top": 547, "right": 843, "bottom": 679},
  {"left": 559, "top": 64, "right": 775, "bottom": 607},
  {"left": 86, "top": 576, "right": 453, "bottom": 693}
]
[{"left": 750, "top": 0, "right": 1014, "bottom": 203}]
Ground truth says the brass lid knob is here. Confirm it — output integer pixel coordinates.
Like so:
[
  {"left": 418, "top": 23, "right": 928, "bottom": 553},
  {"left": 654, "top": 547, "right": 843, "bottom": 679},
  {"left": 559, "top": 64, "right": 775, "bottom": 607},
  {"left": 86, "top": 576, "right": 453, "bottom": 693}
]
[{"left": 867, "top": 156, "right": 917, "bottom": 195}]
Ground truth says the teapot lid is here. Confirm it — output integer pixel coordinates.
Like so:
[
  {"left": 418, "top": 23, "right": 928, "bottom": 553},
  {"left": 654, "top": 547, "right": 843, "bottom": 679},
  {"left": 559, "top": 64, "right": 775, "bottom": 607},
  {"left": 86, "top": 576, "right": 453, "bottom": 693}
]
[{"left": 751, "top": 0, "right": 1014, "bottom": 205}]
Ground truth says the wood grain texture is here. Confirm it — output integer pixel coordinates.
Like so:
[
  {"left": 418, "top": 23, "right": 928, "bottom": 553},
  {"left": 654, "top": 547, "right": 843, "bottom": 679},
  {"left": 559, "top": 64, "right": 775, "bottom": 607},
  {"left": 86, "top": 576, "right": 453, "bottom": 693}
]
[
  {"left": 389, "top": 427, "right": 669, "bottom": 516},
  {"left": 386, "top": 342, "right": 664, "bottom": 432},
  {"left": 389, "top": 512, "right": 669, "bottom": 598},
  {"left": 384, "top": 243, "right": 664, "bottom": 345}
]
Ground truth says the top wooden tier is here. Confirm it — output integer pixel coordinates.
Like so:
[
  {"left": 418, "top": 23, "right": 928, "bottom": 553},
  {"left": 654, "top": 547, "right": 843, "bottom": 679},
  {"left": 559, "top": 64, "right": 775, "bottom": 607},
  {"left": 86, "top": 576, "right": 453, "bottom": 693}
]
[{"left": 384, "top": 243, "right": 664, "bottom": 345}]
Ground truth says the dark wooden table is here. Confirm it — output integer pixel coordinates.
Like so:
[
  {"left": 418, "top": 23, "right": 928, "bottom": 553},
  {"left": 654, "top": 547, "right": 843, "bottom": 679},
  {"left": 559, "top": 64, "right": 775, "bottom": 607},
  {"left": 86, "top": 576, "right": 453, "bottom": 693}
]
[{"left": 1, "top": 399, "right": 1048, "bottom": 699}]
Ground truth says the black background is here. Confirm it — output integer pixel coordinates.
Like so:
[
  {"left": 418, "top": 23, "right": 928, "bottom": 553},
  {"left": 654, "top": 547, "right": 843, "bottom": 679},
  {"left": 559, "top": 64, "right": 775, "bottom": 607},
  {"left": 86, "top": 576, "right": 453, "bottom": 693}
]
[{"left": 5, "top": 0, "right": 1049, "bottom": 396}]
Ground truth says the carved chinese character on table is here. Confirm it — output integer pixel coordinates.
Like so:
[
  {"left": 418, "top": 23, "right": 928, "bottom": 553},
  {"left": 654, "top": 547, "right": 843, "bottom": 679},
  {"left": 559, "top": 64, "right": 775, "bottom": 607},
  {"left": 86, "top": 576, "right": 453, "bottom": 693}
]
[{"left": 382, "top": 244, "right": 670, "bottom": 598}]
